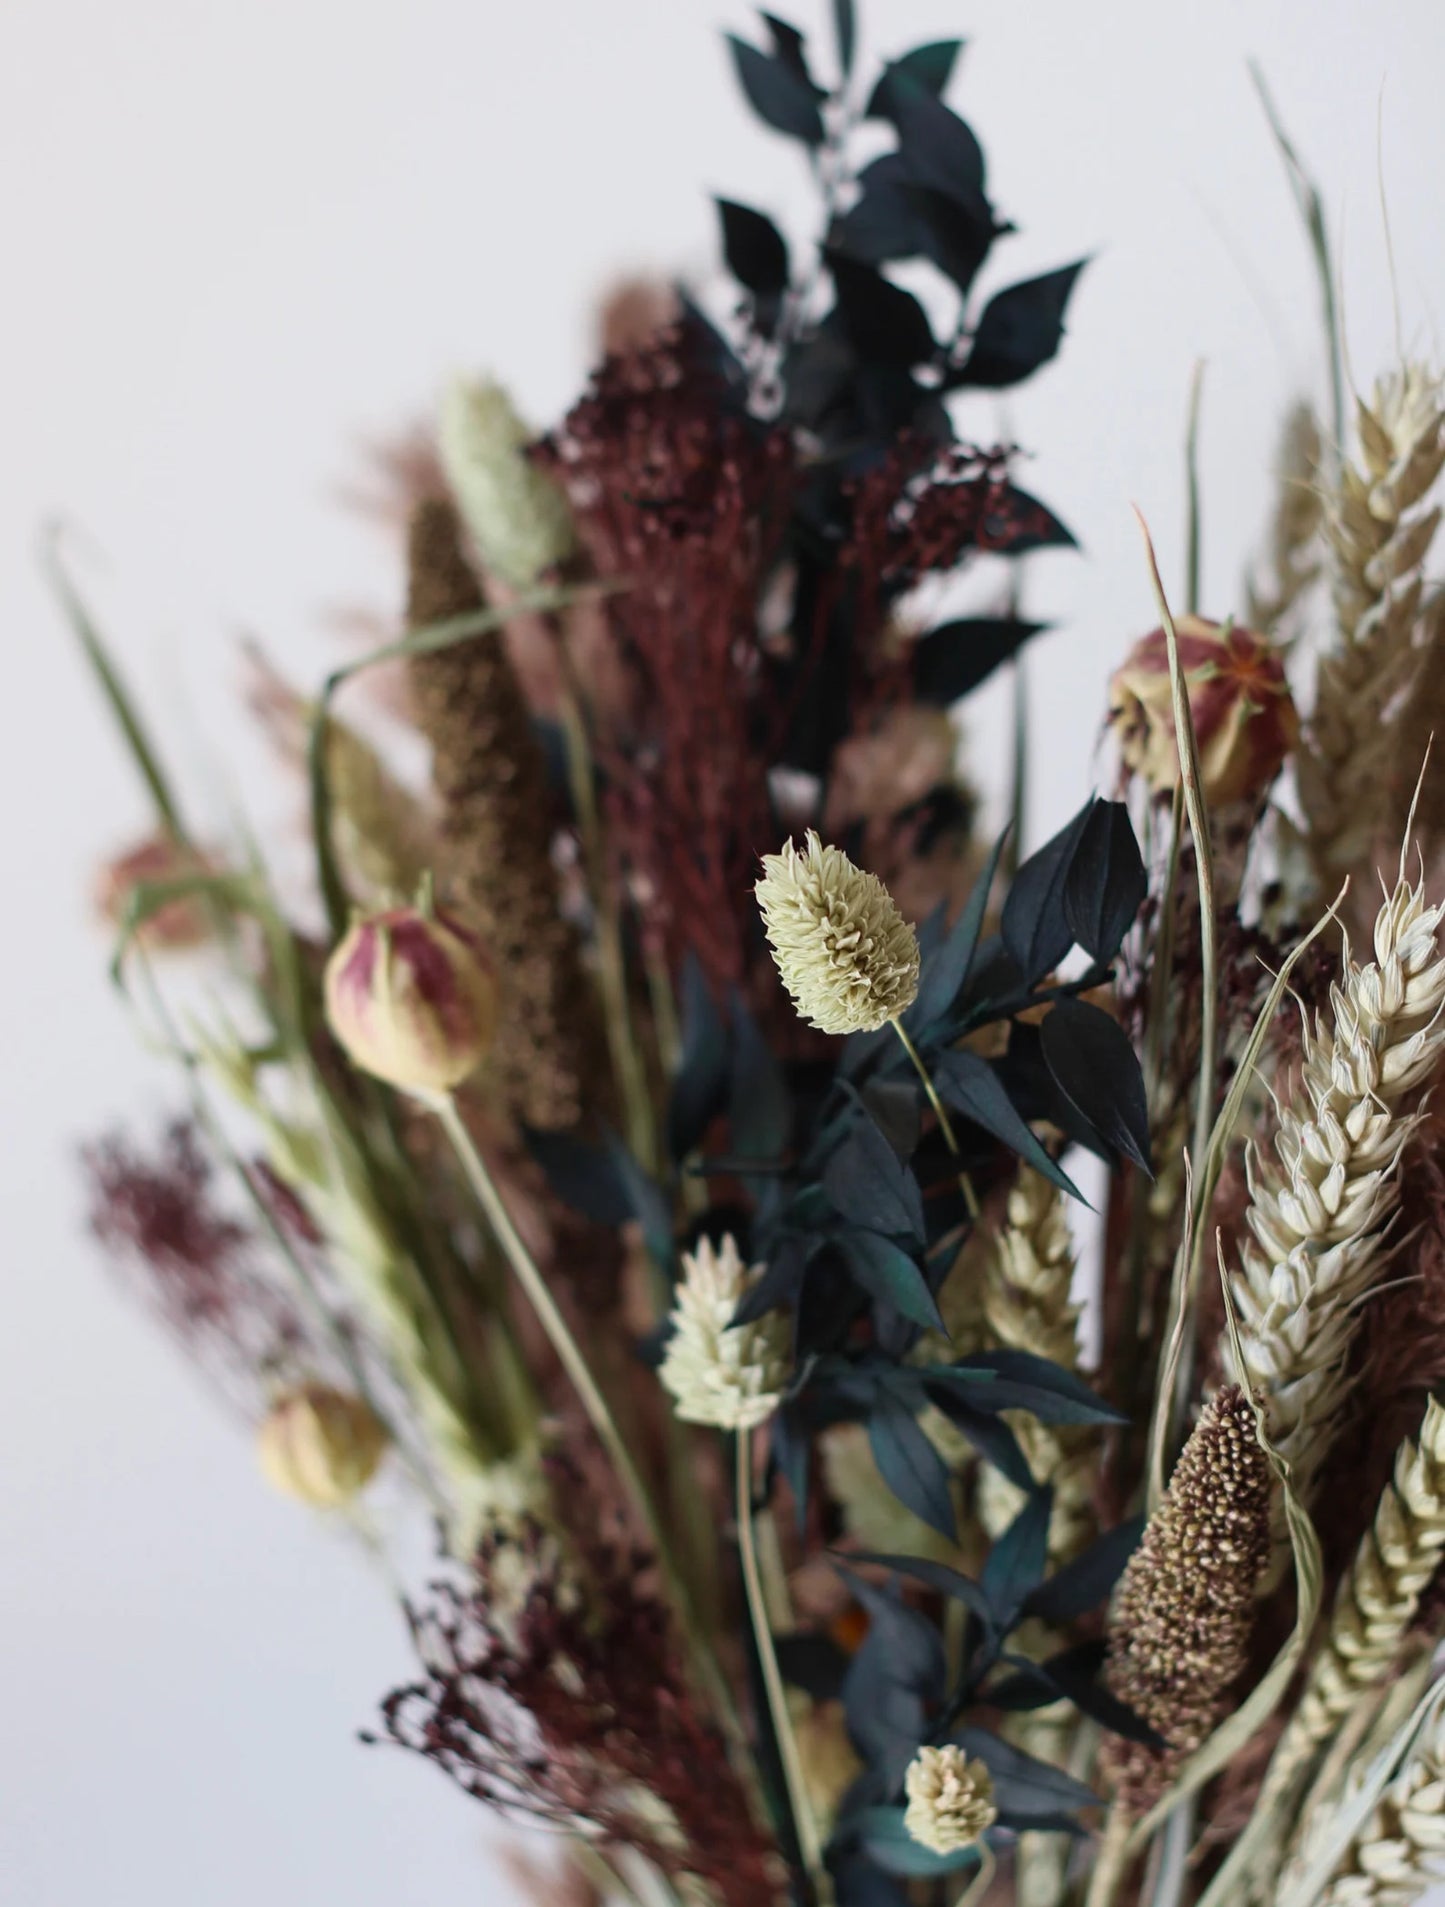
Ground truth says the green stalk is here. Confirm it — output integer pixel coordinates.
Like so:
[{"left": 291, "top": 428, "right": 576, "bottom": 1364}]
[
  {"left": 736, "top": 1426, "right": 832, "bottom": 1907},
  {"left": 429, "top": 1092, "right": 765, "bottom": 1818},
  {"left": 890, "top": 1016, "right": 980, "bottom": 1219}
]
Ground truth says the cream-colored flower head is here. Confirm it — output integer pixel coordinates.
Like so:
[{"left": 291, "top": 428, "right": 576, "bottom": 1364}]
[
  {"left": 658, "top": 1235, "right": 789, "bottom": 1430},
  {"left": 903, "top": 1746, "right": 997, "bottom": 1855},
  {"left": 438, "top": 375, "right": 577, "bottom": 590},
  {"left": 756, "top": 831, "right": 920, "bottom": 1035}
]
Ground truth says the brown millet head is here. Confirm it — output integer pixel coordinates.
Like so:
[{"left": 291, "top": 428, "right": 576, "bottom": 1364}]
[
  {"left": 405, "top": 496, "right": 604, "bottom": 1132},
  {"left": 1101, "top": 1385, "right": 1272, "bottom": 1815}
]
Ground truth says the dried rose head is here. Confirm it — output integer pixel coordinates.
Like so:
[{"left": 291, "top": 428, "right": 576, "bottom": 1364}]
[
  {"left": 257, "top": 1383, "right": 388, "bottom": 1508},
  {"left": 756, "top": 831, "right": 920, "bottom": 1035},
  {"left": 95, "top": 832, "right": 216, "bottom": 951},
  {"left": 1108, "top": 615, "right": 1299, "bottom": 807},
  {"left": 323, "top": 904, "right": 497, "bottom": 1095}
]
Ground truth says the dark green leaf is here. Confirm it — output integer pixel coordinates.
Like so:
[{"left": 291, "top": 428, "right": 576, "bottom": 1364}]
[
  {"left": 944, "top": 1350, "right": 1127, "bottom": 1426},
  {"left": 1000, "top": 798, "right": 1096, "bottom": 984},
  {"left": 848, "top": 1550, "right": 993, "bottom": 1627},
  {"left": 919, "top": 1382, "right": 1035, "bottom": 1491},
  {"left": 607, "top": 1135, "right": 674, "bottom": 1269},
  {"left": 884, "top": 72, "right": 986, "bottom": 215},
  {"left": 732, "top": 1234, "right": 814, "bottom": 1323},
  {"left": 913, "top": 617, "right": 1050, "bottom": 707},
  {"left": 1062, "top": 799, "right": 1146, "bottom": 965},
  {"left": 906, "top": 828, "right": 1010, "bottom": 1031},
  {"left": 525, "top": 1130, "right": 634, "bottom": 1226},
  {"left": 866, "top": 40, "right": 966, "bottom": 116},
  {"left": 824, "top": 248, "right": 937, "bottom": 367},
  {"left": 930, "top": 1049, "right": 1082, "bottom": 1201},
  {"left": 729, "top": 996, "right": 793, "bottom": 1159},
  {"left": 901, "top": 183, "right": 997, "bottom": 292},
  {"left": 715, "top": 197, "right": 791, "bottom": 300},
  {"left": 837, "top": 1230, "right": 942, "bottom": 1331},
  {"left": 1040, "top": 999, "right": 1151, "bottom": 1174},
  {"left": 1031, "top": 1645, "right": 1166, "bottom": 1745},
  {"left": 981, "top": 1488, "right": 1053, "bottom": 1623},
  {"left": 855, "top": 1806, "right": 981, "bottom": 1878},
  {"left": 725, "top": 33, "right": 826, "bottom": 144},
  {"left": 977, "top": 482, "right": 1078, "bottom": 553},
  {"left": 761, "top": 13, "right": 825, "bottom": 95},
  {"left": 823, "top": 1116, "right": 926, "bottom": 1241},
  {"left": 832, "top": 0, "right": 856, "bottom": 75},
  {"left": 953, "top": 1724, "right": 1101, "bottom": 1816},
  {"left": 1025, "top": 1518, "right": 1145, "bottom": 1625},
  {"left": 959, "top": 260, "right": 1088, "bottom": 389},
  {"left": 858, "top": 1080, "right": 921, "bottom": 1162},
  {"left": 667, "top": 952, "right": 729, "bottom": 1161},
  {"left": 868, "top": 1389, "right": 956, "bottom": 1539}
]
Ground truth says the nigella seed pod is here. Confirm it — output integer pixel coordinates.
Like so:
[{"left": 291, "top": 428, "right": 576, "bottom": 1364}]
[
  {"left": 1108, "top": 614, "right": 1299, "bottom": 808},
  {"left": 323, "top": 905, "right": 497, "bottom": 1095},
  {"left": 257, "top": 1384, "right": 389, "bottom": 1508}
]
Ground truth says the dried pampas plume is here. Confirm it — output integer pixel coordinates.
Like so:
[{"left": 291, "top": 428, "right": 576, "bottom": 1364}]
[
  {"left": 1299, "top": 364, "right": 1445, "bottom": 883},
  {"left": 756, "top": 832, "right": 920, "bottom": 1036},
  {"left": 1101, "top": 1386, "right": 1272, "bottom": 1814},
  {"left": 1225, "top": 863, "right": 1445, "bottom": 1508}
]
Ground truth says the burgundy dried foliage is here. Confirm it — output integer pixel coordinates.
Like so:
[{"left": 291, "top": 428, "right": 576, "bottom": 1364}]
[
  {"left": 83, "top": 1119, "right": 310, "bottom": 1410},
  {"left": 373, "top": 1507, "right": 783, "bottom": 1906},
  {"left": 538, "top": 323, "right": 795, "bottom": 991}
]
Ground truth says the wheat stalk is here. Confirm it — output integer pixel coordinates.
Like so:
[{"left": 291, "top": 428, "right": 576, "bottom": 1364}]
[
  {"left": 1293, "top": 1700, "right": 1445, "bottom": 1906},
  {"left": 1298, "top": 366, "right": 1445, "bottom": 885},
  {"left": 1246, "top": 400, "right": 1324, "bottom": 638},
  {"left": 1225, "top": 867, "right": 1445, "bottom": 1508}
]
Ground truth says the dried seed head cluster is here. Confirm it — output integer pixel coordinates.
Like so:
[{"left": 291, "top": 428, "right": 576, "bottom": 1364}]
[
  {"left": 1300, "top": 363, "right": 1445, "bottom": 882},
  {"left": 903, "top": 1745, "right": 998, "bottom": 1855},
  {"left": 1226, "top": 869, "right": 1445, "bottom": 1505},
  {"left": 658, "top": 1235, "right": 789, "bottom": 1431},
  {"left": 756, "top": 831, "right": 920, "bottom": 1036},
  {"left": 1101, "top": 1387, "right": 1272, "bottom": 1815}
]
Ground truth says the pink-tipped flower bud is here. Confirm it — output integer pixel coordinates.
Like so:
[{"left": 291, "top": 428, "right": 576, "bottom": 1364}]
[
  {"left": 1108, "top": 615, "right": 1299, "bottom": 808},
  {"left": 257, "top": 1384, "right": 389, "bottom": 1508},
  {"left": 323, "top": 905, "right": 497, "bottom": 1094},
  {"left": 95, "top": 832, "right": 216, "bottom": 950}
]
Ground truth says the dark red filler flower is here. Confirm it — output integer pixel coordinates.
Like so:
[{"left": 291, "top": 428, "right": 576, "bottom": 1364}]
[{"left": 374, "top": 1507, "right": 786, "bottom": 1906}]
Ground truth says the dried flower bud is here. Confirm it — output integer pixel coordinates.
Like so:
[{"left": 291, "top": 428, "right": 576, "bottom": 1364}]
[
  {"left": 658, "top": 1235, "right": 789, "bottom": 1431},
  {"left": 756, "top": 831, "right": 920, "bottom": 1035},
  {"left": 95, "top": 832, "right": 216, "bottom": 950},
  {"left": 437, "top": 376, "right": 577, "bottom": 590},
  {"left": 903, "top": 1746, "right": 997, "bottom": 1855},
  {"left": 1108, "top": 615, "right": 1299, "bottom": 807},
  {"left": 323, "top": 905, "right": 497, "bottom": 1095},
  {"left": 257, "top": 1384, "right": 388, "bottom": 1507}
]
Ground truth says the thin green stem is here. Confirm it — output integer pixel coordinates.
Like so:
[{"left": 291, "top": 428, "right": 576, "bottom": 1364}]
[
  {"left": 1184, "top": 361, "right": 1205, "bottom": 616},
  {"left": 736, "top": 1427, "right": 833, "bottom": 1907},
  {"left": 430, "top": 1093, "right": 764, "bottom": 1816},
  {"left": 889, "top": 1017, "right": 980, "bottom": 1220}
]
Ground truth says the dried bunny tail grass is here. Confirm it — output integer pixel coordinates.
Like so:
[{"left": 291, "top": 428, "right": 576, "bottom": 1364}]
[
  {"left": 1101, "top": 1386, "right": 1272, "bottom": 1816},
  {"left": 405, "top": 496, "right": 603, "bottom": 1132},
  {"left": 1294, "top": 1698, "right": 1445, "bottom": 1907},
  {"left": 1224, "top": 865, "right": 1445, "bottom": 1510},
  {"left": 975, "top": 1167, "right": 1097, "bottom": 1567},
  {"left": 1245, "top": 400, "right": 1325, "bottom": 637},
  {"left": 1270, "top": 1399, "right": 1445, "bottom": 1796},
  {"left": 1299, "top": 364, "right": 1445, "bottom": 884}
]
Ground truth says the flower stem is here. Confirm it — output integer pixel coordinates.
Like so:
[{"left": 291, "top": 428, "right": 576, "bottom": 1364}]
[
  {"left": 429, "top": 1093, "right": 763, "bottom": 1812},
  {"left": 735, "top": 1426, "right": 833, "bottom": 1907},
  {"left": 889, "top": 1017, "right": 980, "bottom": 1219}
]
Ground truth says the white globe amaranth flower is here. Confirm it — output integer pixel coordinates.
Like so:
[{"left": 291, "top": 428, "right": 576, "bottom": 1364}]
[
  {"left": 755, "top": 831, "right": 920, "bottom": 1035},
  {"left": 658, "top": 1235, "right": 789, "bottom": 1431},
  {"left": 903, "top": 1745, "right": 997, "bottom": 1855},
  {"left": 438, "top": 375, "right": 577, "bottom": 590}
]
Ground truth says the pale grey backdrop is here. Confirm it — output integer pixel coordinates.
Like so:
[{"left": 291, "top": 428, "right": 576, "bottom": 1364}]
[{"left": 4, "top": 2, "right": 1444, "bottom": 1902}]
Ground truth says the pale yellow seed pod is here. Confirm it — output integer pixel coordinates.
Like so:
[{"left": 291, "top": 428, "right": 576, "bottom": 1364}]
[{"left": 257, "top": 1385, "right": 389, "bottom": 1508}]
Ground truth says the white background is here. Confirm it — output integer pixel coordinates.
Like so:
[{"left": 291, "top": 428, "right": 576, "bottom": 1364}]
[{"left": 4, "top": 2, "right": 1444, "bottom": 1902}]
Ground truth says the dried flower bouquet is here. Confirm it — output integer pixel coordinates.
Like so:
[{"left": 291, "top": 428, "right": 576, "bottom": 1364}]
[{"left": 63, "top": 6, "right": 1445, "bottom": 1906}]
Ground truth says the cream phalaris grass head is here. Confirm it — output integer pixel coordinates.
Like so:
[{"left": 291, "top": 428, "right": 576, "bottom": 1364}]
[
  {"left": 903, "top": 1746, "right": 997, "bottom": 1855},
  {"left": 658, "top": 1235, "right": 789, "bottom": 1431},
  {"left": 755, "top": 831, "right": 920, "bottom": 1035}
]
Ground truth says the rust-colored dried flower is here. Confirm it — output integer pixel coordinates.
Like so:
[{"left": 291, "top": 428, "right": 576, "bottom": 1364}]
[
  {"left": 756, "top": 831, "right": 920, "bottom": 1035},
  {"left": 1101, "top": 1386, "right": 1272, "bottom": 1814},
  {"left": 1108, "top": 615, "right": 1299, "bottom": 808},
  {"left": 323, "top": 905, "right": 497, "bottom": 1096},
  {"left": 95, "top": 832, "right": 217, "bottom": 950}
]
